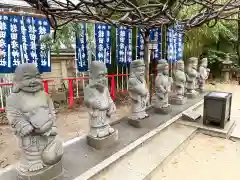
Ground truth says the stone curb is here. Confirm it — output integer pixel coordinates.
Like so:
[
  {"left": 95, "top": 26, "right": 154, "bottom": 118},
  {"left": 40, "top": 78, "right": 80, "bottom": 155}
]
[{"left": 73, "top": 100, "right": 203, "bottom": 180}]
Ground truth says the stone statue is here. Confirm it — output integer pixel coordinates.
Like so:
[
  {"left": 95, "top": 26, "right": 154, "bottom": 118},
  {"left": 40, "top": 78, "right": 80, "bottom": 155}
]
[
  {"left": 198, "top": 58, "right": 210, "bottom": 92},
  {"left": 185, "top": 57, "right": 199, "bottom": 98},
  {"left": 171, "top": 60, "right": 187, "bottom": 104},
  {"left": 84, "top": 61, "right": 118, "bottom": 149},
  {"left": 128, "top": 59, "right": 149, "bottom": 122},
  {"left": 6, "top": 63, "right": 63, "bottom": 179},
  {"left": 155, "top": 59, "right": 172, "bottom": 114}
]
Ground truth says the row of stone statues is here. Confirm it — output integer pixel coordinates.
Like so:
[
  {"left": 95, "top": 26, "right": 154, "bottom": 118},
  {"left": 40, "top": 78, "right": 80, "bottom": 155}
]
[{"left": 5, "top": 57, "right": 209, "bottom": 179}]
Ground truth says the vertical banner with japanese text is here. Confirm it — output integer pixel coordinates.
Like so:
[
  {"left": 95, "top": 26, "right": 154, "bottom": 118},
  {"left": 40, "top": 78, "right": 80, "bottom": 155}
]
[
  {"left": 0, "top": 14, "right": 51, "bottom": 73},
  {"left": 9, "top": 15, "right": 21, "bottom": 71},
  {"left": 137, "top": 29, "right": 144, "bottom": 60},
  {"left": 0, "top": 15, "right": 11, "bottom": 73},
  {"left": 76, "top": 23, "right": 88, "bottom": 72},
  {"left": 175, "top": 25, "right": 184, "bottom": 61},
  {"left": 35, "top": 18, "right": 51, "bottom": 72},
  {"left": 95, "top": 23, "right": 111, "bottom": 66},
  {"left": 167, "top": 26, "right": 176, "bottom": 63},
  {"left": 116, "top": 26, "right": 132, "bottom": 66},
  {"left": 149, "top": 28, "right": 162, "bottom": 61}
]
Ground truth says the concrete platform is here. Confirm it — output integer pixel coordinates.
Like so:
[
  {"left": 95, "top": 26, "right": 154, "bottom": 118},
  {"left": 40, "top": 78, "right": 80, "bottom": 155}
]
[
  {"left": 89, "top": 124, "right": 197, "bottom": 180},
  {"left": 0, "top": 95, "right": 204, "bottom": 180},
  {"left": 177, "top": 105, "right": 236, "bottom": 138},
  {"left": 230, "top": 116, "right": 240, "bottom": 139}
]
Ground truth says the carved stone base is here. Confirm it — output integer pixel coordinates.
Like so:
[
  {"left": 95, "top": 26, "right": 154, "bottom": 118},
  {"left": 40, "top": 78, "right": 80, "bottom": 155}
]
[
  {"left": 17, "top": 160, "right": 63, "bottom": 180},
  {"left": 185, "top": 90, "right": 199, "bottom": 99},
  {"left": 87, "top": 130, "right": 118, "bottom": 149},
  {"left": 154, "top": 105, "right": 172, "bottom": 114},
  {"left": 128, "top": 117, "right": 149, "bottom": 128},
  {"left": 182, "top": 111, "right": 201, "bottom": 122},
  {"left": 170, "top": 96, "right": 187, "bottom": 105}
]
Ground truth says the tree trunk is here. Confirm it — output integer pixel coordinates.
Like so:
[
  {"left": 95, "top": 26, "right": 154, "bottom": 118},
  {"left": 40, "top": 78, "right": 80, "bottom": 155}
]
[{"left": 144, "top": 30, "right": 150, "bottom": 88}]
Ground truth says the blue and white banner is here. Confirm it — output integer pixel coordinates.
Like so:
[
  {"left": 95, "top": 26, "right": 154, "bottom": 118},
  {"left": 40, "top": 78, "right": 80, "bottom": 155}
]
[
  {"left": 136, "top": 30, "right": 144, "bottom": 59},
  {"left": 116, "top": 26, "right": 132, "bottom": 66},
  {"left": 0, "top": 14, "right": 51, "bottom": 73},
  {"left": 137, "top": 28, "right": 162, "bottom": 61},
  {"left": 175, "top": 25, "right": 184, "bottom": 61},
  {"left": 167, "top": 25, "right": 184, "bottom": 62},
  {"left": 76, "top": 23, "right": 88, "bottom": 72},
  {"left": 95, "top": 23, "right": 111, "bottom": 66},
  {"left": 150, "top": 28, "right": 162, "bottom": 61},
  {"left": 167, "top": 26, "right": 176, "bottom": 63},
  {"left": 35, "top": 18, "right": 51, "bottom": 72},
  {"left": 0, "top": 15, "right": 11, "bottom": 73}
]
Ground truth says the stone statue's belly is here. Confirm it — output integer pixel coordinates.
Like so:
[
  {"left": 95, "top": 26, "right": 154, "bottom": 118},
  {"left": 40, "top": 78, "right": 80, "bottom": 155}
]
[{"left": 20, "top": 91, "right": 50, "bottom": 128}]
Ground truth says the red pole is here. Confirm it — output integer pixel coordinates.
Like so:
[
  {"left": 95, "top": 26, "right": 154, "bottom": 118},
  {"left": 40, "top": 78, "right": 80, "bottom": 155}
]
[
  {"left": 42, "top": 80, "right": 49, "bottom": 94},
  {"left": 110, "top": 75, "right": 116, "bottom": 100},
  {"left": 68, "top": 79, "right": 74, "bottom": 108}
]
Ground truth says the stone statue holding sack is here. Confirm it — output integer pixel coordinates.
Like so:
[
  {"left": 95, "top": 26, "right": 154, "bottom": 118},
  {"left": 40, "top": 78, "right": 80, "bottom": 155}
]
[
  {"left": 171, "top": 60, "right": 187, "bottom": 104},
  {"left": 84, "top": 61, "right": 118, "bottom": 149},
  {"left": 6, "top": 63, "right": 63, "bottom": 180},
  {"left": 198, "top": 58, "right": 210, "bottom": 92},
  {"left": 185, "top": 57, "right": 199, "bottom": 98},
  {"left": 128, "top": 60, "right": 149, "bottom": 127},
  {"left": 155, "top": 59, "right": 172, "bottom": 114}
]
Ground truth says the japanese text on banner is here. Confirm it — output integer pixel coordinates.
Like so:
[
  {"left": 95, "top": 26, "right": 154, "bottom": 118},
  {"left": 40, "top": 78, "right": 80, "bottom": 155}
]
[
  {"left": 95, "top": 23, "right": 111, "bottom": 66},
  {"left": 175, "top": 25, "right": 184, "bottom": 61},
  {"left": 137, "top": 30, "right": 144, "bottom": 59},
  {"left": 116, "top": 26, "right": 132, "bottom": 67},
  {"left": 167, "top": 26, "right": 176, "bottom": 63},
  {"left": 76, "top": 23, "right": 88, "bottom": 72},
  {"left": 150, "top": 29, "right": 162, "bottom": 61},
  {"left": 35, "top": 18, "right": 51, "bottom": 72},
  {"left": 10, "top": 15, "right": 21, "bottom": 70},
  {"left": 0, "top": 15, "right": 11, "bottom": 73}
]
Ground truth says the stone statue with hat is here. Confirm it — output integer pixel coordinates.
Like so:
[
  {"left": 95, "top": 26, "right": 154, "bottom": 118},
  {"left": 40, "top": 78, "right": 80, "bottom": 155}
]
[
  {"left": 198, "top": 57, "right": 210, "bottom": 92},
  {"left": 171, "top": 60, "right": 187, "bottom": 104},
  {"left": 6, "top": 63, "right": 63, "bottom": 180},
  {"left": 128, "top": 59, "right": 149, "bottom": 123},
  {"left": 155, "top": 59, "right": 172, "bottom": 114},
  {"left": 185, "top": 57, "right": 199, "bottom": 98},
  {"left": 84, "top": 61, "right": 118, "bottom": 149}
]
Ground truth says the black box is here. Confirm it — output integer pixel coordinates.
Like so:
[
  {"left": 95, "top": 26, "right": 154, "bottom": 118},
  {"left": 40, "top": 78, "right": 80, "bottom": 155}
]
[{"left": 203, "top": 92, "right": 232, "bottom": 129}]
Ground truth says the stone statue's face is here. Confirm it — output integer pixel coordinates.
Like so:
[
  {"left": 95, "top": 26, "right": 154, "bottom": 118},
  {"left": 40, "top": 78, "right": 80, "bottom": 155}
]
[
  {"left": 94, "top": 70, "right": 107, "bottom": 91},
  {"left": 134, "top": 66, "right": 145, "bottom": 78},
  {"left": 201, "top": 61, "right": 207, "bottom": 68},
  {"left": 163, "top": 65, "right": 169, "bottom": 75},
  {"left": 20, "top": 71, "right": 42, "bottom": 92},
  {"left": 177, "top": 63, "right": 184, "bottom": 71},
  {"left": 192, "top": 62, "right": 197, "bottom": 70}
]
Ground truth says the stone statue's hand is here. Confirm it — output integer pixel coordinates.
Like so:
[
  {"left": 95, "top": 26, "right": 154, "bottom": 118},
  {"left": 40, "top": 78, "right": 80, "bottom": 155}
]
[
  {"left": 107, "top": 102, "right": 116, "bottom": 117},
  {"left": 86, "top": 99, "right": 100, "bottom": 109},
  {"left": 50, "top": 127, "right": 58, "bottom": 136},
  {"left": 20, "top": 124, "right": 34, "bottom": 136}
]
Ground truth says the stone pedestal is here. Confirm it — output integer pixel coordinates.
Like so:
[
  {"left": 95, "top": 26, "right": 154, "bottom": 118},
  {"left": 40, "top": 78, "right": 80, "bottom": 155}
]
[
  {"left": 170, "top": 96, "right": 187, "bottom": 105},
  {"left": 154, "top": 105, "right": 172, "bottom": 114},
  {"left": 128, "top": 117, "right": 149, "bottom": 128},
  {"left": 87, "top": 130, "right": 118, "bottom": 149},
  {"left": 17, "top": 160, "right": 63, "bottom": 180},
  {"left": 185, "top": 91, "right": 199, "bottom": 99},
  {"left": 182, "top": 111, "right": 201, "bottom": 122}
]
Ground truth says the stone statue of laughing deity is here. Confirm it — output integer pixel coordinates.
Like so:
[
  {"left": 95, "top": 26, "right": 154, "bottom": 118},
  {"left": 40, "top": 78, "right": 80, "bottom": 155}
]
[{"left": 6, "top": 63, "right": 63, "bottom": 179}]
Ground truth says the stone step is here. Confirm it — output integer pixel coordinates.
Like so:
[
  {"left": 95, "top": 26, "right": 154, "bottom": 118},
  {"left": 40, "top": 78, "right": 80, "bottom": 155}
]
[{"left": 85, "top": 124, "right": 197, "bottom": 180}]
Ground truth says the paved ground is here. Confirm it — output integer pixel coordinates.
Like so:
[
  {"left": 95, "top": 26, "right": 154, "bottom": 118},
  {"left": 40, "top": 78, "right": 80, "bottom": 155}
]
[
  {"left": 150, "top": 82, "right": 240, "bottom": 180},
  {"left": 151, "top": 133, "right": 240, "bottom": 180}
]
